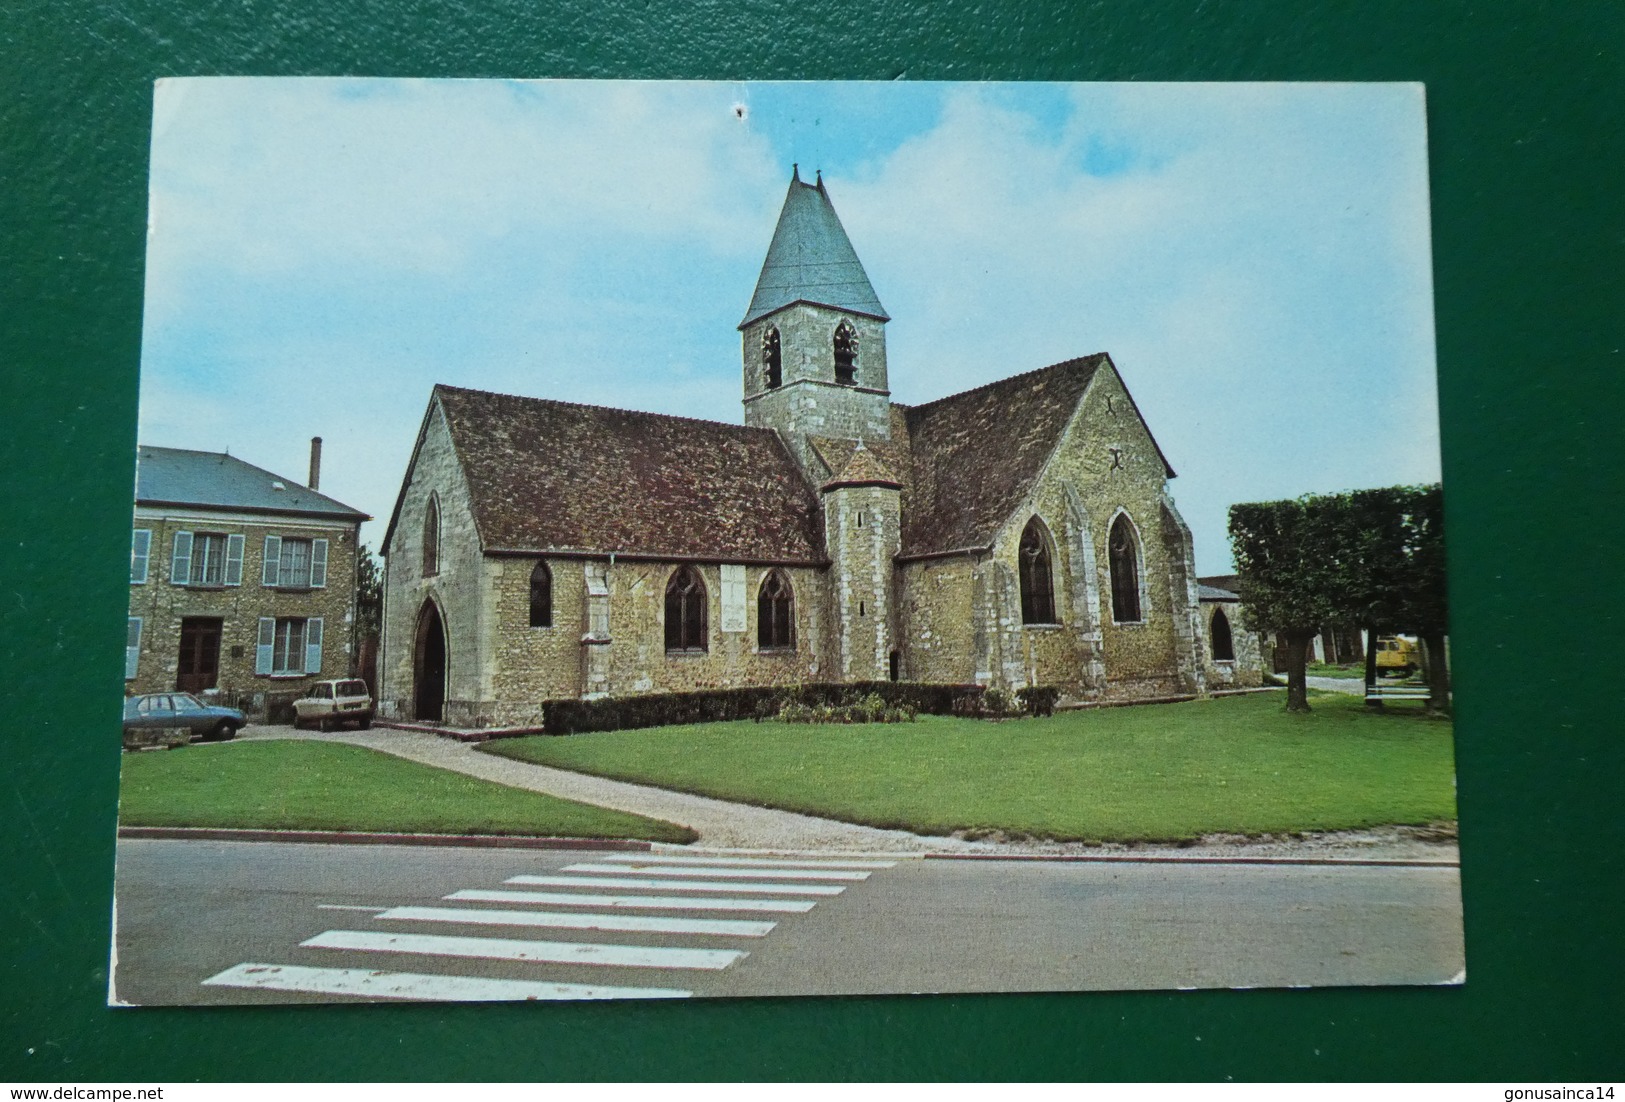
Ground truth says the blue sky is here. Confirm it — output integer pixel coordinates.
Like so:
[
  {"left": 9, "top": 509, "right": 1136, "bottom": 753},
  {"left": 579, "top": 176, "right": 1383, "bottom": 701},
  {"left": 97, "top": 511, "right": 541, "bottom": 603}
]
[{"left": 140, "top": 79, "right": 1440, "bottom": 574}]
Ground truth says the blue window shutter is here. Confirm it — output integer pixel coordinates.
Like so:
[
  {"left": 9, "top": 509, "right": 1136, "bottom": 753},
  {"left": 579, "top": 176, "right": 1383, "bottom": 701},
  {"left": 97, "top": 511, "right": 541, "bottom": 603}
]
[
  {"left": 131, "top": 530, "right": 151, "bottom": 584},
  {"left": 125, "top": 617, "right": 142, "bottom": 679},
  {"left": 305, "top": 617, "right": 324, "bottom": 674},
  {"left": 224, "top": 534, "right": 245, "bottom": 586},
  {"left": 310, "top": 539, "right": 329, "bottom": 588},
  {"left": 262, "top": 535, "right": 282, "bottom": 587},
  {"left": 170, "top": 531, "right": 193, "bottom": 585},
  {"left": 255, "top": 618, "right": 275, "bottom": 675}
]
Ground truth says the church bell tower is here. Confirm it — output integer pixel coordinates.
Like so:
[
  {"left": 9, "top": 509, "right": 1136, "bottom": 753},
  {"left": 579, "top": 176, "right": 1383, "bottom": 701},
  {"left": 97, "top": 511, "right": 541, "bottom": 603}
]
[{"left": 741, "top": 167, "right": 892, "bottom": 476}]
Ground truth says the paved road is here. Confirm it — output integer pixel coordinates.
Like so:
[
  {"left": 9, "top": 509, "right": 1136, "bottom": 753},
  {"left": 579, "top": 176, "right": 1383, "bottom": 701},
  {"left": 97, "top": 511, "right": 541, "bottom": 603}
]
[{"left": 111, "top": 839, "right": 1465, "bottom": 1005}]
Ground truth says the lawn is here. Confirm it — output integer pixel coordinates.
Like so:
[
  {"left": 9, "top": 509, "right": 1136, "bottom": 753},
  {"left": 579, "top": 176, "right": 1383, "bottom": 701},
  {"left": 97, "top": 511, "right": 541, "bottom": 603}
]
[
  {"left": 480, "top": 691, "right": 1456, "bottom": 843},
  {"left": 119, "top": 739, "right": 695, "bottom": 843}
]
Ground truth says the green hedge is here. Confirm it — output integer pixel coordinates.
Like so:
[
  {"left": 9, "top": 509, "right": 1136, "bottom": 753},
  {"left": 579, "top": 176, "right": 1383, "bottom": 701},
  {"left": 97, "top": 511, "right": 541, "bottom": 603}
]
[{"left": 540, "top": 681, "right": 985, "bottom": 734}]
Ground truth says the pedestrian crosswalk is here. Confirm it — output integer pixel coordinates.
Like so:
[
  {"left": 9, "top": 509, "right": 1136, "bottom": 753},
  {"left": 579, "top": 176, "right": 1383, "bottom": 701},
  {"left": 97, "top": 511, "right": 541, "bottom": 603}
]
[{"left": 199, "top": 848, "right": 899, "bottom": 1003}]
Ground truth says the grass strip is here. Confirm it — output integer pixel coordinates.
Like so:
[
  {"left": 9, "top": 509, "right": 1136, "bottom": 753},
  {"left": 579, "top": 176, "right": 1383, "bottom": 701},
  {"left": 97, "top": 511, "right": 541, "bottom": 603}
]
[
  {"left": 481, "top": 691, "right": 1455, "bottom": 843},
  {"left": 119, "top": 739, "right": 695, "bottom": 843}
]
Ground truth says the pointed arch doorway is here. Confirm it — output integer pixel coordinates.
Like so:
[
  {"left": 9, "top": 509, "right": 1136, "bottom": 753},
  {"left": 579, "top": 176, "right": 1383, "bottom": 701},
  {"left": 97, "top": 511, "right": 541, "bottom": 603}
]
[{"left": 413, "top": 599, "right": 447, "bottom": 722}]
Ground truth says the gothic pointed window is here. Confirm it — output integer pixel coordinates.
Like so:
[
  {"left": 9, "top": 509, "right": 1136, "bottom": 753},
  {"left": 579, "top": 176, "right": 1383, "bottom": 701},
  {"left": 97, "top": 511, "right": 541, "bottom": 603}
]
[
  {"left": 529, "top": 561, "right": 552, "bottom": 628},
  {"left": 1211, "top": 607, "right": 1235, "bottom": 661},
  {"left": 422, "top": 495, "right": 440, "bottom": 577},
  {"left": 833, "top": 321, "right": 858, "bottom": 385},
  {"left": 1109, "top": 513, "right": 1142, "bottom": 622},
  {"left": 757, "top": 569, "right": 795, "bottom": 650},
  {"left": 762, "top": 327, "right": 782, "bottom": 389},
  {"left": 664, "top": 566, "right": 708, "bottom": 653},
  {"left": 1019, "top": 517, "right": 1058, "bottom": 625}
]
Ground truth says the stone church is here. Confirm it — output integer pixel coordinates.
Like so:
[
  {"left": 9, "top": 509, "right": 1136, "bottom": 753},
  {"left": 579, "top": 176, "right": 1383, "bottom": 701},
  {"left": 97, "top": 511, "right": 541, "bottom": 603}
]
[{"left": 379, "top": 168, "right": 1254, "bottom": 727}]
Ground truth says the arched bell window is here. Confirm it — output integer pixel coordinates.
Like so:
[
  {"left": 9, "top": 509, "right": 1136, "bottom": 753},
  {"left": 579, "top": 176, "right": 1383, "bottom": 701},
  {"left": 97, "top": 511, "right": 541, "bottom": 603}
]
[
  {"left": 833, "top": 321, "right": 858, "bottom": 385},
  {"left": 422, "top": 495, "right": 440, "bottom": 577},
  {"left": 1109, "top": 513, "right": 1142, "bottom": 623},
  {"left": 529, "top": 561, "right": 552, "bottom": 628},
  {"left": 757, "top": 569, "right": 795, "bottom": 650},
  {"left": 664, "top": 566, "right": 708, "bottom": 653},
  {"left": 762, "top": 327, "right": 782, "bottom": 389},
  {"left": 1019, "top": 517, "right": 1057, "bottom": 625},
  {"left": 1211, "top": 607, "right": 1235, "bottom": 661}
]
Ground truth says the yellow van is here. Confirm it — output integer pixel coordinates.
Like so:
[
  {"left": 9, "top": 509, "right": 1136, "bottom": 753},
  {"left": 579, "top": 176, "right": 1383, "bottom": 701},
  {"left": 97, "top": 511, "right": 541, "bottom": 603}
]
[{"left": 1375, "top": 636, "right": 1420, "bottom": 678}]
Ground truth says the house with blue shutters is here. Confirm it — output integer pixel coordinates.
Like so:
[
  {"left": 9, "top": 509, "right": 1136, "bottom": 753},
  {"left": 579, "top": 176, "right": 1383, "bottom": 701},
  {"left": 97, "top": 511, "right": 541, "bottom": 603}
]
[{"left": 127, "top": 441, "right": 369, "bottom": 714}]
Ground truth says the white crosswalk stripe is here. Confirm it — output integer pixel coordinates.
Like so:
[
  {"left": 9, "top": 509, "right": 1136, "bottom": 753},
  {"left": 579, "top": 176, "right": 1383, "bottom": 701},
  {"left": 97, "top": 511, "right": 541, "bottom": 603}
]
[
  {"left": 202, "top": 850, "right": 907, "bottom": 1002},
  {"left": 506, "top": 874, "right": 846, "bottom": 895},
  {"left": 563, "top": 862, "right": 872, "bottom": 881},
  {"left": 302, "top": 928, "right": 747, "bottom": 970},
  {"left": 596, "top": 853, "right": 897, "bottom": 870},
  {"left": 203, "top": 962, "right": 691, "bottom": 1001},
  {"left": 376, "top": 904, "right": 777, "bottom": 937},
  {"left": 447, "top": 888, "right": 818, "bottom": 913}
]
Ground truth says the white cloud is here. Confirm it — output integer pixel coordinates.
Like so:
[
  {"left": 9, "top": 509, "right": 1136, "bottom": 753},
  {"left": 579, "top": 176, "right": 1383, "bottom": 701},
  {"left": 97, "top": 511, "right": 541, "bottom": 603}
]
[{"left": 139, "top": 80, "right": 1440, "bottom": 573}]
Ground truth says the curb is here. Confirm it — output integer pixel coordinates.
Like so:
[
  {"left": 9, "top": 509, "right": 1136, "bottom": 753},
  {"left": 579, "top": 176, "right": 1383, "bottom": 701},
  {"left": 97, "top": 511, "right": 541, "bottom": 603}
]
[
  {"left": 921, "top": 851, "right": 1457, "bottom": 868},
  {"left": 117, "top": 826, "right": 654, "bottom": 851},
  {"left": 372, "top": 720, "right": 545, "bottom": 742}
]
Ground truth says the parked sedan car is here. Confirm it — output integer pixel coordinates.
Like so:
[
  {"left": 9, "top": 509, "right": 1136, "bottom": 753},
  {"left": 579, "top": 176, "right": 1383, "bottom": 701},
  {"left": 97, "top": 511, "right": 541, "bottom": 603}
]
[
  {"left": 292, "top": 678, "right": 375, "bottom": 731},
  {"left": 123, "top": 692, "right": 246, "bottom": 743}
]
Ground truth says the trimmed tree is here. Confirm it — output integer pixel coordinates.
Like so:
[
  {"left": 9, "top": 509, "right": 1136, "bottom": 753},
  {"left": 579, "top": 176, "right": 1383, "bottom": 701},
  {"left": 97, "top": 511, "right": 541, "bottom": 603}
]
[{"left": 1228, "top": 498, "right": 1349, "bottom": 713}]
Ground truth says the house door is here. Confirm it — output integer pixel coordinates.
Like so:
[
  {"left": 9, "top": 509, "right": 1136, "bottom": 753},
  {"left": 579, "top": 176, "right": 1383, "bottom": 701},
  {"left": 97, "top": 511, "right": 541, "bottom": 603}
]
[
  {"left": 413, "top": 600, "right": 447, "bottom": 723},
  {"left": 176, "top": 617, "right": 223, "bottom": 693}
]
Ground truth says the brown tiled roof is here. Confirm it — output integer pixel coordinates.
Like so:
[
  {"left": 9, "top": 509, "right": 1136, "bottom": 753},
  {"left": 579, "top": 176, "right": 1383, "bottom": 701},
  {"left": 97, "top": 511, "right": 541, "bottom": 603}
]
[
  {"left": 898, "top": 356, "right": 1106, "bottom": 558},
  {"left": 433, "top": 385, "right": 826, "bottom": 564},
  {"left": 821, "top": 443, "right": 903, "bottom": 492},
  {"left": 807, "top": 436, "right": 909, "bottom": 485}
]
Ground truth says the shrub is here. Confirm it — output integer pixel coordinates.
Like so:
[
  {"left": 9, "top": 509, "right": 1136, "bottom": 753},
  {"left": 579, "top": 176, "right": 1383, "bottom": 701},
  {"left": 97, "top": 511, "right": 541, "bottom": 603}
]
[
  {"left": 1016, "top": 686, "right": 1061, "bottom": 717},
  {"left": 541, "top": 681, "right": 974, "bottom": 734}
]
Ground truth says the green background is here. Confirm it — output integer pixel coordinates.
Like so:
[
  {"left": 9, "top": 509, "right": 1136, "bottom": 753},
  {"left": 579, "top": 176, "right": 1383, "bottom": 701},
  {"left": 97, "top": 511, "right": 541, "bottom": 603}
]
[{"left": 3, "top": 0, "right": 1620, "bottom": 1082}]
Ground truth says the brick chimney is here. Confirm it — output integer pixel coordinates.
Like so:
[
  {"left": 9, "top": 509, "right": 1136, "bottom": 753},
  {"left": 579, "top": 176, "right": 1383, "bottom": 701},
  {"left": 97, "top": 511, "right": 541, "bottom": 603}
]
[{"left": 308, "top": 436, "right": 322, "bottom": 490}]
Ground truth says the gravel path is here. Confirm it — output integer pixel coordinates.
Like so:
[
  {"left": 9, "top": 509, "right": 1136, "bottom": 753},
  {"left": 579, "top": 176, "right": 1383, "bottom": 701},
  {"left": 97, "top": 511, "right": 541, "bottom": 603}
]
[
  {"left": 237, "top": 724, "right": 974, "bottom": 853},
  {"left": 1306, "top": 676, "right": 1366, "bottom": 695},
  {"left": 235, "top": 724, "right": 1457, "bottom": 863}
]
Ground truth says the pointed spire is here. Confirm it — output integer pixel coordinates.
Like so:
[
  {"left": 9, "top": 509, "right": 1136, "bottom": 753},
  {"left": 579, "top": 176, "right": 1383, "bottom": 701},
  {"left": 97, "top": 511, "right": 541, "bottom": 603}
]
[{"left": 739, "top": 169, "right": 889, "bottom": 329}]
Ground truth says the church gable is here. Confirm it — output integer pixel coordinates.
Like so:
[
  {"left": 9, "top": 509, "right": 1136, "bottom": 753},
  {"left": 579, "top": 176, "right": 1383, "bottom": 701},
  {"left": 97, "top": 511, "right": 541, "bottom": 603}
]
[
  {"left": 432, "top": 384, "right": 827, "bottom": 564},
  {"left": 897, "top": 355, "right": 1106, "bottom": 559}
]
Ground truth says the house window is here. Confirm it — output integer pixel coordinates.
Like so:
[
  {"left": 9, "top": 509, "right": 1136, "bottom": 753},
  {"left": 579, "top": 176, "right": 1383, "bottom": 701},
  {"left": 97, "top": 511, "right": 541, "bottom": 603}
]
[
  {"left": 833, "top": 322, "right": 858, "bottom": 385},
  {"left": 762, "top": 327, "right": 782, "bottom": 389},
  {"left": 131, "top": 529, "right": 151, "bottom": 584},
  {"left": 257, "top": 616, "right": 324, "bottom": 676},
  {"left": 1019, "top": 517, "right": 1057, "bottom": 625},
  {"left": 757, "top": 569, "right": 795, "bottom": 650},
  {"left": 1109, "top": 513, "right": 1142, "bottom": 623},
  {"left": 261, "top": 535, "right": 328, "bottom": 588},
  {"left": 172, "top": 532, "right": 243, "bottom": 587},
  {"left": 423, "top": 496, "right": 440, "bottom": 577},
  {"left": 529, "top": 561, "right": 552, "bottom": 627},
  {"left": 125, "top": 617, "right": 142, "bottom": 679},
  {"left": 1211, "top": 607, "right": 1235, "bottom": 661},
  {"left": 664, "top": 566, "right": 708, "bottom": 653}
]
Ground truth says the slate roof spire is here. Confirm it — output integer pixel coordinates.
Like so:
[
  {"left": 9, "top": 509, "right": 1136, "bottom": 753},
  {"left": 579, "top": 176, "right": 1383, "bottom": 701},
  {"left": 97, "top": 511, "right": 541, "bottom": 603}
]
[{"left": 739, "top": 166, "right": 889, "bottom": 329}]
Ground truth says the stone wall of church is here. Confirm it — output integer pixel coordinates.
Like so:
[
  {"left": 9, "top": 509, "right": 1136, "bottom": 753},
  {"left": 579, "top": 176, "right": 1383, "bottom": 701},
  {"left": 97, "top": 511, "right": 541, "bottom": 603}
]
[
  {"left": 478, "top": 559, "right": 831, "bottom": 723},
  {"left": 924, "top": 362, "right": 1204, "bottom": 703},
  {"left": 378, "top": 401, "right": 493, "bottom": 725},
  {"left": 1202, "top": 601, "right": 1265, "bottom": 688},
  {"left": 896, "top": 556, "right": 978, "bottom": 684}
]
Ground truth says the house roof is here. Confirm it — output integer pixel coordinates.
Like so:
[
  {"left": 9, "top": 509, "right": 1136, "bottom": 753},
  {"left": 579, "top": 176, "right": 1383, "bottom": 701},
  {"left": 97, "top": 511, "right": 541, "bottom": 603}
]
[
  {"left": 431, "top": 385, "right": 827, "bottom": 564},
  {"left": 1199, "top": 583, "right": 1240, "bottom": 602},
  {"left": 897, "top": 356, "right": 1106, "bottom": 558},
  {"left": 739, "top": 169, "right": 889, "bottom": 329},
  {"left": 135, "top": 446, "right": 369, "bottom": 520}
]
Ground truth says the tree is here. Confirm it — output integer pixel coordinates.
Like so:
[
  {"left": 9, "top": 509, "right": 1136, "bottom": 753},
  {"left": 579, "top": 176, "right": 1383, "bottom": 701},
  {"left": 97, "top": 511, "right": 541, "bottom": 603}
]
[
  {"left": 1229, "top": 484, "right": 1449, "bottom": 715},
  {"left": 1228, "top": 497, "right": 1350, "bottom": 712},
  {"left": 354, "top": 542, "right": 381, "bottom": 685}
]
